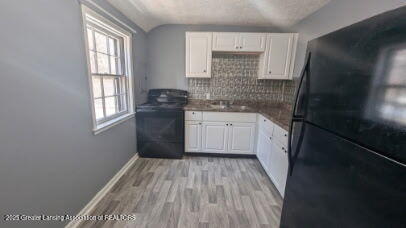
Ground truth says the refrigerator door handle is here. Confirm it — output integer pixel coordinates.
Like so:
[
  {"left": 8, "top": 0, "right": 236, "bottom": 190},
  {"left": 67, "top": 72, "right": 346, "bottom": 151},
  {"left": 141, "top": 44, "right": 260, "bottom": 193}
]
[
  {"left": 292, "top": 52, "right": 311, "bottom": 119},
  {"left": 288, "top": 52, "right": 311, "bottom": 175}
]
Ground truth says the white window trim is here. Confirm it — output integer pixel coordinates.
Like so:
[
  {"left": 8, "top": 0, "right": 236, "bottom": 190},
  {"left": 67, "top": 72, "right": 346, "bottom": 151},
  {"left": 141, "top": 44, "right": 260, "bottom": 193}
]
[{"left": 81, "top": 5, "right": 135, "bottom": 135}]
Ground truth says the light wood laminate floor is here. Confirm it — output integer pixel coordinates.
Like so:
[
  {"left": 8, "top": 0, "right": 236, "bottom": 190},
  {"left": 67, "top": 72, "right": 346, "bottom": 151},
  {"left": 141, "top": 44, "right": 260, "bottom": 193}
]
[{"left": 78, "top": 156, "right": 283, "bottom": 228}]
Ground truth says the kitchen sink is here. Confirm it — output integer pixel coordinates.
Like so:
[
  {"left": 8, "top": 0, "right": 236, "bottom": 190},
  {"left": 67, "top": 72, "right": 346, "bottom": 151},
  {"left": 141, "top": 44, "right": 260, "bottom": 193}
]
[{"left": 210, "top": 104, "right": 248, "bottom": 110}]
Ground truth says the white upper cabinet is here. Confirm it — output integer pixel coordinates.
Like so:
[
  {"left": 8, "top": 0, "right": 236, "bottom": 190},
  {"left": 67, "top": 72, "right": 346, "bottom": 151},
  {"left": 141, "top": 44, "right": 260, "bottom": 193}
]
[
  {"left": 212, "top": 32, "right": 266, "bottom": 52},
  {"left": 239, "top": 33, "right": 266, "bottom": 52},
  {"left": 186, "top": 32, "right": 297, "bottom": 79},
  {"left": 212, "top": 32, "right": 240, "bottom": 51},
  {"left": 185, "top": 32, "right": 212, "bottom": 78},
  {"left": 259, "top": 33, "right": 298, "bottom": 80}
]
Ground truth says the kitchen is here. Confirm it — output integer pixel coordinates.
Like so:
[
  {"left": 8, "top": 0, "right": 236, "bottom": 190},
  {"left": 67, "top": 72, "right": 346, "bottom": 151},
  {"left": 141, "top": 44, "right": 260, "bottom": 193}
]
[{"left": 1, "top": 0, "right": 405, "bottom": 228}]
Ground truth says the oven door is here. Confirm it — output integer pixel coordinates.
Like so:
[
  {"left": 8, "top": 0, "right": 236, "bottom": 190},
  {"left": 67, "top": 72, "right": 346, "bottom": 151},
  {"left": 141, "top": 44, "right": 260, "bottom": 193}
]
[{"left": 136, "top": 109, "right": 184, "bottom": 143}]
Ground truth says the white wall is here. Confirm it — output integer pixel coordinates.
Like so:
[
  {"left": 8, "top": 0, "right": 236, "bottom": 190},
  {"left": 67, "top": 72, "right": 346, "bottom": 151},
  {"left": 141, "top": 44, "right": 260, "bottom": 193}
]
[
  {"left": 288, "top": 0, "right": 406, "bottom": 77},
  {"left": 146, "top": 24, "right": 282, "bottom": 90},
  {"left": 0, "top": 0, "right": 146, "bottom": 227}
]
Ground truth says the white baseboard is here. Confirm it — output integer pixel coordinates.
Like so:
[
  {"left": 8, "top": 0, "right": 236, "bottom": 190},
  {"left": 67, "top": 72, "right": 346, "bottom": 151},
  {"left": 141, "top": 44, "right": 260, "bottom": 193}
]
[{"left": 65, "top": 153, "right": 139, "bottom": 228}]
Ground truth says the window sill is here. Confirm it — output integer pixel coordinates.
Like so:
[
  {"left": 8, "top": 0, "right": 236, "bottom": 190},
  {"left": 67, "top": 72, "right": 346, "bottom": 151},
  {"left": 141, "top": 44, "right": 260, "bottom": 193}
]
[{"left": 93, "top": 112, "right": 135, "bottom": 135}]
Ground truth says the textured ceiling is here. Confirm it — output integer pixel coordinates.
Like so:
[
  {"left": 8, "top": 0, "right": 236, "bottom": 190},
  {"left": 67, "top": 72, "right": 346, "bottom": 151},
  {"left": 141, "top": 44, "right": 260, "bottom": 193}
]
[{"left": 107, "top": 0, "right": 330, "bottom": 32}]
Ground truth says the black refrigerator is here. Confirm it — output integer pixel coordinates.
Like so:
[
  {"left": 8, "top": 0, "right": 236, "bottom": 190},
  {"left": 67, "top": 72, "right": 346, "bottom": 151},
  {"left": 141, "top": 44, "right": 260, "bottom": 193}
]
[{"left": 280, "top": 6, "right": 406, "bottom": 228}]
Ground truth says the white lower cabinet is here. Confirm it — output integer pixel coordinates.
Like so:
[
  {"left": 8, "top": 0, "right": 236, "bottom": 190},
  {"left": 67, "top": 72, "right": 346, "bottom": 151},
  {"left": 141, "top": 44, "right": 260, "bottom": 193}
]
[
  {"left": 201, "top": 122, "right": 229, "bottom": 153},
  {"left": 256, "top": 116, "right": 289, "bottom": 197},
  {"left": 185, "top": 112, "right": 256, "bottom": 154},
  {"left": 228, "top": 122, "right": 256, "bottom": 154},
  {"left": 269, "top": 140, "right": 289, "bottom": 196},
  {"left": 185, "top": 121, "right": 202, "bottom": 152},
  {"left": 185, "top": 111, "right": 288, "bottom": 196},
  {"left": 257, "top": 129, "right": 272, "bottom": 172}
]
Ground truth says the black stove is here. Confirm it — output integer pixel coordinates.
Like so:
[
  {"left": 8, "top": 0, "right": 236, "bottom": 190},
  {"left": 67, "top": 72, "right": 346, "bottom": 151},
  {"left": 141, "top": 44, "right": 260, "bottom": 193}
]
[{"left": 136, "top": 89, "right": 188, "bottom": 159}]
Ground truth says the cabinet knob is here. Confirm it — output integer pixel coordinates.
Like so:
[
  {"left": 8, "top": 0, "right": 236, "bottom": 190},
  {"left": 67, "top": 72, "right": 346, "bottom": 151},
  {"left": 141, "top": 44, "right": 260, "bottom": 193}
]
[
  {"left": 203, "top": 70, "right": 206, "bottom": 72},
  {"left": 199, "top": 122, "right": 202, "bottom": 125},
  {"left": 284, "top": 133, "right": 287, "bottom": 137},
  {"left": 230, "top": 123, "right": 233, "bottom": 126},
  {"left": 192, "top": 112, "right": 195, "bottom": 114},
  {"left": 269, "top": 71, "right": 272, "bottom": 74},
  {"left": 240, "top": 46, "right": 243, "bottom": 49},
  {"left": 263, "top": 119, "right": 266, "bottom": 122},
  {"left": 269, "top": 137, "right": 272, "bottom": 140},
  {"left": 226, "top": 124, "right": 228, "bottom": 126}
]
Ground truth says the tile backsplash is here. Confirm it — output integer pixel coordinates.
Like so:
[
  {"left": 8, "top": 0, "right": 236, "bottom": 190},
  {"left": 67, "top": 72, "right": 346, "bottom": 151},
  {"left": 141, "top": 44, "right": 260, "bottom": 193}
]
[{"left": 188, "top": 53, "right": 297, "bottom": 104}]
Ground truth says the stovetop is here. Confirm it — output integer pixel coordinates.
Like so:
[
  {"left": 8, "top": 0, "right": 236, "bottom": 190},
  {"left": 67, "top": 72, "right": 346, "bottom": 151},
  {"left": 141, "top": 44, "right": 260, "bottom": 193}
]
[
  {"left": 137, "top": 102, "right": 185, "bottom": 110},
  {"left": 137, "top": 89, "right": 188, "bottom": 111}
]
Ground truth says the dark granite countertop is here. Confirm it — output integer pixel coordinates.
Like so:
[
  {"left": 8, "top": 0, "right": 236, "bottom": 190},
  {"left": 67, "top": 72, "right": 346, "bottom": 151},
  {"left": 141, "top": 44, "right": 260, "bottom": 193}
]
[{"left": 184, "top": 100, "right": 292, "bottom": 131}]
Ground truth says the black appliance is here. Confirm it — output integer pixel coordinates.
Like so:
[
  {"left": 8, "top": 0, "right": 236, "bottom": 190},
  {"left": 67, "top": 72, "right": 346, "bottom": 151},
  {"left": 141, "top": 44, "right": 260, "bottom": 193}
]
[
  {"left": 136, "top": 89, "right": 188, "bottom": 159},
  {"left": 281, "top": 7, "right": 406, "bottom": 228}
]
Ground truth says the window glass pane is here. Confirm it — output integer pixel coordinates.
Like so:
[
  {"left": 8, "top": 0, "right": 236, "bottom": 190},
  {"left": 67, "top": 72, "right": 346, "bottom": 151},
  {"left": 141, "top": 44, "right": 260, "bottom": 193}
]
[
  {"left": 89, "top": 51, "right": 97, "bottom": 73},
  {"left": 117, "top": 57, "right": 123, "bottom": 75},
  {"left": 92, "top": 76, "right": 102, "bottom": 98},
  {"left": 103, "top": 76, "right": 117, "bottom": 96},
  {"left": 384, "top": 88, "right": 406, "bottom": 105},
  {"left": 87, "top": 28, "right": 94, "bottom": 50},
  {"left": 97, "top": 53, "right": 109, "bottom": 74},
  {"left": 110, "top": 56, "right": 117, "bottom": 75},
  {"left": 94, "top": 98, "right": 104, "bottom": 120},
  {"left": 105, "top": 96, "right": 118, "bottom": 116},
  {"left": 109, "top": 37, "right": 117, "bottom": 56},
  {"left": 119, "top": 95, "right": 127, "bottom": 112},
  {"left": 95, "top": 31, "right": 108, "bottom": 53},
  {"left": 118, "top": 77, "right": 126, "bottom": 94},
  {"left": 85, "top": 16, "right": 132, "bottom": 125}
]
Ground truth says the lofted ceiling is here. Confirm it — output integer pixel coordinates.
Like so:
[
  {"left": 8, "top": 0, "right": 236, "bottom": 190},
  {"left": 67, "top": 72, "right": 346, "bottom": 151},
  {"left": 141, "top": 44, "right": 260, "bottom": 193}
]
[{"left": 107, "top": 0, "right": 330, "bottom": 32}]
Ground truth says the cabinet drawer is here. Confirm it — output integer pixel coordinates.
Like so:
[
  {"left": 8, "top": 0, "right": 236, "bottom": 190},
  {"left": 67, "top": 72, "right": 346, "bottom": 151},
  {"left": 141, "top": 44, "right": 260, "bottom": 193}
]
[
  {"left": 273, "top": 124, "right": 288, "bottom": 147},
  {"left": 185, "top": 111, "right": 202, "bottom": 121},
  {"left": 202, "top": 112, "right": 257, "bottom": 122},
  {"left": 258, "top": 114, "right": 274, "bottom": 135}
]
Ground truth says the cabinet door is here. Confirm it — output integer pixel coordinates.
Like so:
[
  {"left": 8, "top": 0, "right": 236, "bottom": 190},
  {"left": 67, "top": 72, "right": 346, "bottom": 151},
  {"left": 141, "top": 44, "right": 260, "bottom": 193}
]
[
  {"left": 269, "top": 139, "right": 289, "bottom": 197},
  {"left": 228, "top": 122, "right": 256, "bottom": 154},
  {"left": 257, "top": 129, "right": 271, "bottom": 172},
  {"left": 186, "top": 32, "right": 212, "bottom": 78},
  {"left": 185, "top": 121, "right": 202, "bottom": 152},
  {"left": 212, "top": 32, "right": 240, "bottom": 51},
  {"left": 202, "top": 122, "right": 228, "bottom": 153},
  {"left": 239, "top": 33, "right": 266, "bottom": 52},
  {"left": 260, "top": 33, "right": 297, "bottom": 80}
]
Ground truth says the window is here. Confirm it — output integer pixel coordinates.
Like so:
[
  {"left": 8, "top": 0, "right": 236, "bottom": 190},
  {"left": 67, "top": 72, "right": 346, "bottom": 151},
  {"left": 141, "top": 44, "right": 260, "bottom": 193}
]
[
  {"left": 366, "top": 44, "right": 406, "bottom": 126},
  {"left": 82, "top": 6, "right": 134, "bottom": 134}
]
